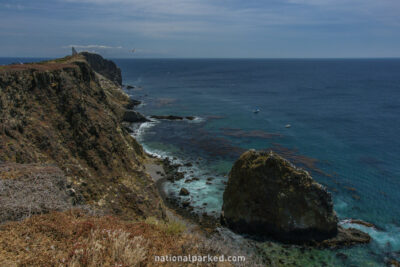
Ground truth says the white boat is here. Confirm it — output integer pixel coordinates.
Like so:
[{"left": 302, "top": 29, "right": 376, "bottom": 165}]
[
  {"left": 253, "top": 109, "right": 260, "bottom": 114},
  {"left": 285, "top": 124, "right": 291, "bottom": 128}
]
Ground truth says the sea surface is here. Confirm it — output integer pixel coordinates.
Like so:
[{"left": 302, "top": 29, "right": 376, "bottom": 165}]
[
  {"left": 115, "top": 58, "right": 400, "bottom": 266},
  {"left": 2, "top": 57, "right": 400, "bottom": 266}
]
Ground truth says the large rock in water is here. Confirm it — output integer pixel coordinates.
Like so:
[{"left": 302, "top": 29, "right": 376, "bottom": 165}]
[{"left": 221, "top": 150, "right": 338, "bottom": 242}]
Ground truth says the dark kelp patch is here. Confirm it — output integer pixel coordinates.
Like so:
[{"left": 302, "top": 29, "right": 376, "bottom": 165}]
[
  {"left": 220, "top": 127, "right": 283, "bottom": 139},
  {"left": 264, "top": 143, "right": 333, "bottom": 178}
]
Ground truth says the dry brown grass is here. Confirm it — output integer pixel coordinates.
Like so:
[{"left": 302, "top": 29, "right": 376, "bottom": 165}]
[
  {"left": 0, "top": 62, "right": 78, "bottom": 72},
  {"left": 0, "top": 210, "right": 241, "bottom": 266},
  {"left": 68, "top": 229, "right": 147, "bottom": 267}
]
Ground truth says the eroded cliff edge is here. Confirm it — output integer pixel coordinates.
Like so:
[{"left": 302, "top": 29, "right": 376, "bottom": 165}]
[{"left": 0, "top": 53, "right": 163, "bottom": 220}]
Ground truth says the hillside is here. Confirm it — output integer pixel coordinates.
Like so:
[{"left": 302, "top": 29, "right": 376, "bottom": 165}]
[{"left": 0, "top": 54, "right": 163, "bottom": 220}]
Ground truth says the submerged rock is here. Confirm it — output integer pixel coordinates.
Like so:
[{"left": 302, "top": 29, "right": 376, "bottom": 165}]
[
  {"left": 347, "top": 219, "right": 376, "bottom": 228},
  {"left": 150, "top": 115, "right": 196, "bottom": 121},
  {"left": 151, "top": 115, "right": 184, "bottom": 120},
  {"left": 179, "top": 188, "right": 190, "bottom": 196},
  {"left": 123, "top": 109, "right": 148, "bottom": 123},
  {"left": 386, "top": 258, "right": 400, "bottom": 267},
  {"left": 318, "top": 227, "right": 370, "bottom": 248},
  {"left": 221, "top": 150, "right": 338, "bottom": 242},
  {"left": 124, "top": 98, "right": 142, "bottom": 109}
]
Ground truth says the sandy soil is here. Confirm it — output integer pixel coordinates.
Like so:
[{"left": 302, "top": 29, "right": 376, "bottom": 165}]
[{"left": 144, "top": 161, "right": 165, "bottom": 182}]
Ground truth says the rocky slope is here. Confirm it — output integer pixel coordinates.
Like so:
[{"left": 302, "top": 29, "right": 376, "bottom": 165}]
[
  {"left": 0, "top": 53, "right": 163, "bottom": 220},
  {"left": 221, "top": 150, "right": 370, "bottom": 245}
]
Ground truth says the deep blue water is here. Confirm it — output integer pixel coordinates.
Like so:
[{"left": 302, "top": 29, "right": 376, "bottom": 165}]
[
  {"left": 115, "top": 58, "right": 400, "bottom": 266},
  {"left": 2, "top": 57, "right": 400, "bottom": 265}
]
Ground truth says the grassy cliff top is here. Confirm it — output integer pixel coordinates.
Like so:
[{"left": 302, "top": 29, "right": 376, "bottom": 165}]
[{"left": 0, "top": 55, "right": 86, "bottom": 72}]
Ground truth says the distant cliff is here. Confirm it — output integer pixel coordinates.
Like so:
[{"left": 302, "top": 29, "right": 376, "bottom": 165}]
[
  {"left": 0, "top": 54, "right": 162, "bottom": 219},
  {"left": 80, "top": 52, "right": 122, "bottom": 85}
]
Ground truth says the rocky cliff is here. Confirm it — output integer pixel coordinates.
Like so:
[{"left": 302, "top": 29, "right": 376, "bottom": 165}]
[
  {"left": 0, "top": 54, "right": 163, "bottom": 220},
  {"left": 80, "top": 52, "right": 122, "bottom": 85},
  {"left": 221, "top": 150, "right": 369, "bottom": 244}
]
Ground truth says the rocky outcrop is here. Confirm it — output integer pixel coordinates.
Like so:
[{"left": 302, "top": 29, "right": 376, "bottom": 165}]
[
  {"left": 221, "top": 150, "right": 371, "bottom": 245},
  {"left": 123, "top": 109, "right": 148, "bottom": 123},
  {"left": 150, "top": 115, "right": 195, "bottom": 121},
  {"left": 222, "top": 150, "right": 338, "bottom": 241},
  {"left": 80, "top": 52, "right": 122, "bottom": 85},
  {"left": 0, "top": 54, "right": 163, "bottom": 219},
  {"left": 125, "top": 99, "right": 142, "bottom": 109},
  {"left": 318, "top": 227, "right": 370, "bottom": 248},
  {"left": 179, "top": 188, "right": 190, "bottom": 196}
]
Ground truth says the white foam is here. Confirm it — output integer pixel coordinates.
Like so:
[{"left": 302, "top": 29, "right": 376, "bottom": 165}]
[
  {"left": 136, "top": 102, "right": 146, "bottom": 108},
  {"left": 130, "top": 119, "right": 225, "bottom": 214},
  {"left": 131, "top": 119, "right": 158, "bottom": 141},
  {"left": 187, "top": 116, "right": 205, "bottom": 123}
]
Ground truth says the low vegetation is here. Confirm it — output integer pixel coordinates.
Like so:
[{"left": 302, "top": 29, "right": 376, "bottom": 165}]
[
  {"left": 0, "top": 210, "right": 259, "bottom": 266},
  {"left": 0, "top": 163, "right": 74, "bottom": 223}
]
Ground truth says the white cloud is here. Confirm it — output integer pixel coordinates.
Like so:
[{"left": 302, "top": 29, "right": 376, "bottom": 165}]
[{"left": 64, "top": 44, "right": 123, "bottom": 49}]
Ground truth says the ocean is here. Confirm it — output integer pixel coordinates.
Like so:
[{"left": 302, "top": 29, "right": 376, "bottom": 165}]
[
  {"left": 115, "top": 58, "right": 400, "bottom": 266},
  {"left": 2, "top": 57, "right": 400, "bottom": 266}
]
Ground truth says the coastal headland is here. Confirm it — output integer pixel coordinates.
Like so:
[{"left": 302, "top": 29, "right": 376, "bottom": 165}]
[{"left": 0, "top": 53, "right": 379, "bottom": 266}]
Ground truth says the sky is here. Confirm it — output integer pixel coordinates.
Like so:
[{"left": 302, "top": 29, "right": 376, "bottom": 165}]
[{"left": 0, "top": 0, "right": 399, "bottom": 58}]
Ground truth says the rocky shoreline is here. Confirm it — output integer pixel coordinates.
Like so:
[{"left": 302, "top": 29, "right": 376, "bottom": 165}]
[
  {"left": 120, "top": 81, "right": 375, "bottom": 251},
  {"left": 144, "top": 150, "right": 371, "bottom": 248},
  {"left": 149, "top": 156, "right": 220, "bottom": 232}
]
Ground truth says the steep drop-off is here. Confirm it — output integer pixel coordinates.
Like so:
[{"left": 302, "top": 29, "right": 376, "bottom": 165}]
[
  {"left": 0, "top": 54, "right": 163, "bottom": 219},
  {"left": 80, "top": 52, "right": 122, "bottom": 85}
]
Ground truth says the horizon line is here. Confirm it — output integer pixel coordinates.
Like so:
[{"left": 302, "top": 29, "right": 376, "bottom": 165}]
[{"left": 1, "top": 56, "right": 400, "bottom": 60}]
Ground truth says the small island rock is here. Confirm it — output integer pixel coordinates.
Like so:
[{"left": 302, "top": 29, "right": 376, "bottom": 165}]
[{"left": 221, "top": 150, "right": 338, "bottom": 242}]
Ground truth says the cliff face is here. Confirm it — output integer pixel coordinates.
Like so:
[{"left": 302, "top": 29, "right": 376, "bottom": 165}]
[
  {"left": 0, "top": 54, "right": 163, "bottom": 219},
  {"left": 80, "top": 52, "right": 122, "bottom": 85}
]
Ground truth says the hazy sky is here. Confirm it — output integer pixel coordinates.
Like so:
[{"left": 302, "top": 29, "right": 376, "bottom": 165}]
[{"left": 1, "top": 0, "right": 399, "bottom": 58}]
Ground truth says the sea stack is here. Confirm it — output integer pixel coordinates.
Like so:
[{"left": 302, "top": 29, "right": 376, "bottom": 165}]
[{"left": 221, "top": 150, "right": 338, "bottom": 242}]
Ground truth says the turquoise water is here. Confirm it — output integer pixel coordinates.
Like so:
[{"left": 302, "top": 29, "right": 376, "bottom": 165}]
[{"left": 115, "top": 58, "right": 400, "bottom": 265}]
